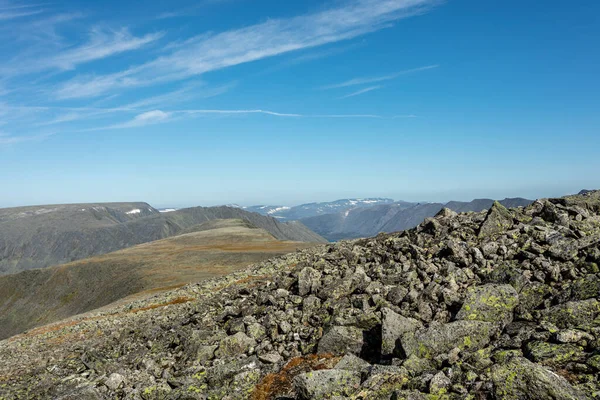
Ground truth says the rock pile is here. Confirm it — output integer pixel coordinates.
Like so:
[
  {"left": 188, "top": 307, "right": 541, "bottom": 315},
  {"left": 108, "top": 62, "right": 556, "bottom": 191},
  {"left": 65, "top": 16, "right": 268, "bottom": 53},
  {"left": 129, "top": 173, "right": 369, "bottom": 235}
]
[{"left": 1, "top": 191, "right": 599, "bottom": 399}]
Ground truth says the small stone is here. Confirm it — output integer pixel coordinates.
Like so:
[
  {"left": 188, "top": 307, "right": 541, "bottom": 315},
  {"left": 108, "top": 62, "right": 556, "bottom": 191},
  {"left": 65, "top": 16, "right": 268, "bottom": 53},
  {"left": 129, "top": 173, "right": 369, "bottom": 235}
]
[
  {"left": 104, "top": 373, "right": 124, "bottom": 391},
  {"left": 555, "top": 329, "right": 594, "bottom": 344},
  {"left": 216, "top": 332, "right": 256, "bottom": 357},
  {"left": 429, "top": 371, "right": 451, "bottom": 394},
  {"left": 298, "top": 267, "right": 322, "bottom": 296},
  {"left": 259, "top": 352, "right": 282, "bottom": 364}
]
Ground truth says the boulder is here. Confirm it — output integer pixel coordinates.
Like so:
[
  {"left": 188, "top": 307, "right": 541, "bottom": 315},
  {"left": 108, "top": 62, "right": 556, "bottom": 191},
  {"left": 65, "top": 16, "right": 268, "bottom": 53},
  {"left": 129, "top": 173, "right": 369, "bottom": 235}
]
[
  {"left": 298, "top": 267, "right": 322, "bottom": 296},
  {"left": 525, "top": 341, "right": 585, "bottom": 365},
  {"left": 479, "top": 201, "right": 514, "bottom": 238},
  {"left": 294, "top": 369, "right": 361, "bottom": 400},
  {"left": 215, "top": 332, "right": 256, "bottom": 357},
  {"left": 335, "top": 353, "right": 371, "bottom": 372},
  {"left": 540, "top": 299, "right": 600, "bottom": 329},
  {"left": 491, "top": 356, "right": 588, "bottom": 399},
  {"left": 317, "top": 326, "right": 364, "bottom": 356},
  {"left": 402, "top": 320, "right": 496, "bottom": 359},
  {"left": 381, "top": 308, "right": 422, "bottom": 357},
  {"left": 456, "top": 284, "right": 519, "bottom": 327}
]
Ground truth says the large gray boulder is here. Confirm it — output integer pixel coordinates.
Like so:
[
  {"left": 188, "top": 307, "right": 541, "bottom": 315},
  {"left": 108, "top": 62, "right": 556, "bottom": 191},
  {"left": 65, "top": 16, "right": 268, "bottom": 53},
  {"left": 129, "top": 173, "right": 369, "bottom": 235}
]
[
  {"left": 402, "top": 320, "right": 496, "bottom": 359},
  {"left": 381, "top": 307, "right": 423, "bottom": 357},
  {"left": 540, "top": 299, "right": 600, "bottom": 329},
  {"left": 317, "top": 326, "right": 363, "bottom": 356},
  {"left": 456, "top": 283, "right": 519, "bottom": 327},
  {"left": 491, "top": 356, "right": 588, "bottom": 399},
  {"left": 294, "top": 369, "right": 361, "bottom": 399}
]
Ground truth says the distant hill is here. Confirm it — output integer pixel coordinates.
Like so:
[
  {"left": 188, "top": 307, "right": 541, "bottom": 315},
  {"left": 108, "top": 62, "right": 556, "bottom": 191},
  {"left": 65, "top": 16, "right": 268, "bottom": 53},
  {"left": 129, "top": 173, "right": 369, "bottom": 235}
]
[
  {"left": 301, "top": 197, "right": 533, "bottom": 241},
  {"left": 0, "top": 219, "right": 319, "bottom": 340},
  {"left": 0, "top": 203, "right": 326, "bottom": 275}
]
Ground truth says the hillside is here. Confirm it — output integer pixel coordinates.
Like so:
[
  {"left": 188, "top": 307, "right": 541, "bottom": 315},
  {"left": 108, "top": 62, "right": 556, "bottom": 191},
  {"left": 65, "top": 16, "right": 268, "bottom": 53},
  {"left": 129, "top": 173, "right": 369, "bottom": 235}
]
[
  {"left": 302, "top": 197, "right": 533, "bottom": 241},
  {"left": 0, "top": 203, "right": 326, "bottom": 275},
  {"left": 0, "top": 191, "right": 598, "bottom": 399},
  {"left": 0, "top": 219, "right": 318, "bottom": 340}
]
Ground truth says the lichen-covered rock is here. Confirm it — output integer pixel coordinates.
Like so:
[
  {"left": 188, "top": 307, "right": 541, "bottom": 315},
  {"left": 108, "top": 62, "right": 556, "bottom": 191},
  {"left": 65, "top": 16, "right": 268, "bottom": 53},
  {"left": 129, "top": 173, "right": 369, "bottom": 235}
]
[
  {"left": 317, "top": 326, "right": 363, "bottom": 356},
  {"left": 215, "top": 332, "right": 256, "bottom": 357},
  {"left": 402, "top": 320, "right": 496, "bottom": 359},
  {"left": 335, "top": 353, "right": 371, "bottom": 372},
  {"left": 525, "top": 341, "right": 585, "bottom": 365},
  {"left": 456, "top": 284, "right": 519, "bottom": 327},
  {"left": 298, "top": 267, "right": 322, "bottom": 296},
  {"left": 294, "top": 369, "right": 361, "bottom": 400},
  {"left": 540, "top": 299, "right": 600, "bottom": 329},
  {"left": 479, "top": 201, "right": 514, "bottom": 238},
  {"left": 491, "top": 357, "right": 588, "bottom": 399},
  {"left": 381, "top": 307, "right": 422, "bottom": 357}
]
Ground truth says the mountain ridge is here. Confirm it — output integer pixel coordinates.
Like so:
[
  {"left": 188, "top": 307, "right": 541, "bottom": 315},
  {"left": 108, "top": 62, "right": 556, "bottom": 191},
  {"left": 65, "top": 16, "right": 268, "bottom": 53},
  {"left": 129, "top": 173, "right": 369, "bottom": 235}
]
[{"left": 0, "top": 203, "right": 326, "bottom": 275}]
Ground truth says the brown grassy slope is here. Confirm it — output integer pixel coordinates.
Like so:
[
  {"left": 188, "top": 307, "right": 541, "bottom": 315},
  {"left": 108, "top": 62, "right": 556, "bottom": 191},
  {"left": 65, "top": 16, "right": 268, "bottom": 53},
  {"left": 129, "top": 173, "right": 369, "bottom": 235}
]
[{"left": 0, "top": 219, "right": 317, "bottom": 340}]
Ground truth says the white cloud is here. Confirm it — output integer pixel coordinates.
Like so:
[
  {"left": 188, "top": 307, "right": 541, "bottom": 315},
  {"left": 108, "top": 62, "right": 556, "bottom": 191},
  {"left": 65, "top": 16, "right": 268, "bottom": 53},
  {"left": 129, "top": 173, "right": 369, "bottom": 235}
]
[
  {"left": 55, "top": 0, "right": 441, "bottom": 99},
  {"left": 338, "top": 85, "right": 382, "bottom": 99},
  {"left": 111, "top": 110, "right": 171, "bottom": 129},
  {"left": 322, "top": 64, "right": 439, "bottom": 89}
]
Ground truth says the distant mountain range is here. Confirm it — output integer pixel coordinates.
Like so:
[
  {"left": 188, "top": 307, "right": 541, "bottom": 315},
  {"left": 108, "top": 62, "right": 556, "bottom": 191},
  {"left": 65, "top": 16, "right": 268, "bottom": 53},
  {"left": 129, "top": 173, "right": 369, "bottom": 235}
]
[
  {"left": 300, "top": 198, "right": 533, "bottom": 241},
  {"left": 0, "top": 202, "right": 326, "bottom": 275},
  {"left": 238, "top": 197, "right": 533, "bottom": 241},
  {"left": 242, "top": 198, "right": 397, "bottom": 220}
]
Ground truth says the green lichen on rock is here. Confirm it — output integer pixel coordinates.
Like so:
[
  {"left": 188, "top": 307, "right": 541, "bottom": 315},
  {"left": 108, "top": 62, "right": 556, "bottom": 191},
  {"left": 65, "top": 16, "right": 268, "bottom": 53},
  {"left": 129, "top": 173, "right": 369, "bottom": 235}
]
[
  {"left": 478, "top": 201, "right": 514, "bottom": 238},
  {"left": 491, "top": 357, "right": 588, "bottom": 400},
  {"left": 540, "top": 299, "right": 600, "bottom": 329},
  {"left": 456, "top": 283, "right": 518, "bottom": 326},
  {"left": 525, "top": 341, "right": 585, "bottom": 365}
]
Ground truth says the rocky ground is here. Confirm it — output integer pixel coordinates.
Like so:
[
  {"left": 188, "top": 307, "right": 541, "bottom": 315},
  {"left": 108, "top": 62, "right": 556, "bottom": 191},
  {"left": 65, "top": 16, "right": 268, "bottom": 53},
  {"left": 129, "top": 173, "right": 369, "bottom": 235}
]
[{"left": 1, "top": 191, "right": 599, "bottom": 399}]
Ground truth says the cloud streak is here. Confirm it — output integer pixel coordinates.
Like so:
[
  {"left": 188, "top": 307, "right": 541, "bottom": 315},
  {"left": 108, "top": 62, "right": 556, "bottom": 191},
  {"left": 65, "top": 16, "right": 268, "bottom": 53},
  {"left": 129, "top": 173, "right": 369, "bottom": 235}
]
[
  {"left": 55, "top": 0, "right": 441, "bottom": 99},
  {"left": 322, "top": 64, "right": 438, "bottom": 89},
  {"left": 338, "top": 85, "right": 382, "bottom": 99}
]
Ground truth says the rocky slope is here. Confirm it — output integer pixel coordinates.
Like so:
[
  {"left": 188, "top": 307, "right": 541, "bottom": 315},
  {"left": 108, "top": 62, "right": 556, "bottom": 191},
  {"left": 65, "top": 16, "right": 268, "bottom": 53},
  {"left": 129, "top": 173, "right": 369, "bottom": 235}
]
[
  {"left": 302, "top": 198, "right": 532, "bottom": 241},
  {"left": 0, "top": 191, "right": 599, "bottom": 399},
  {"left": 0, "top": 219, "right": 318, "bottom": 340},
  {"left": 0, "top": 203, "right": 326, "bottom": 275}
]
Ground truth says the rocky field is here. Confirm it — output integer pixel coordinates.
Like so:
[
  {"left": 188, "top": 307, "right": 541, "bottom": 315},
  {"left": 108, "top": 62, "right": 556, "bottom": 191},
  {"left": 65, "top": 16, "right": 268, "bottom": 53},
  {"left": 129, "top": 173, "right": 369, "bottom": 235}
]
[{"left": 0, "top": 191, "right": 599, "bottom": 399}]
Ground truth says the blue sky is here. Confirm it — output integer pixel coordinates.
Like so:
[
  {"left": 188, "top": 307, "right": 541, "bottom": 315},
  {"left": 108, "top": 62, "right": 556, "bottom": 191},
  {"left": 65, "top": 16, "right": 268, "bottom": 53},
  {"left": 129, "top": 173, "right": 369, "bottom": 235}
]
[{"left": 0, "top": 0, "right": 598, "bottom": 208}]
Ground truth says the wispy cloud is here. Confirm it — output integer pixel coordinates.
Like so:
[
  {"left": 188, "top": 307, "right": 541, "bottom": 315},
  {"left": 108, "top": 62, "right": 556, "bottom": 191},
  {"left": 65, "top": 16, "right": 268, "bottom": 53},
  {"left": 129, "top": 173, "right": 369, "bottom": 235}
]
[
  {"left": 56, "top": 0, "right": 441, "bottom": 99},
  {"left": 46, "top": 29, "right": 164, "bottom": 71},
  {"left": 2, "top": 28, "right": 163, "bottom": 77},
  {"left": 0, "top": 130, "right": 54, "bottom": 145},
  {"left": 338, "top": 85, "right": 382, "bottom": 99},
  {"left": 322, "top": 64, "right": 438, "bottom": 89},
  {"left": 0, "top": 1, "right": 44, "bottom": 20}
]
